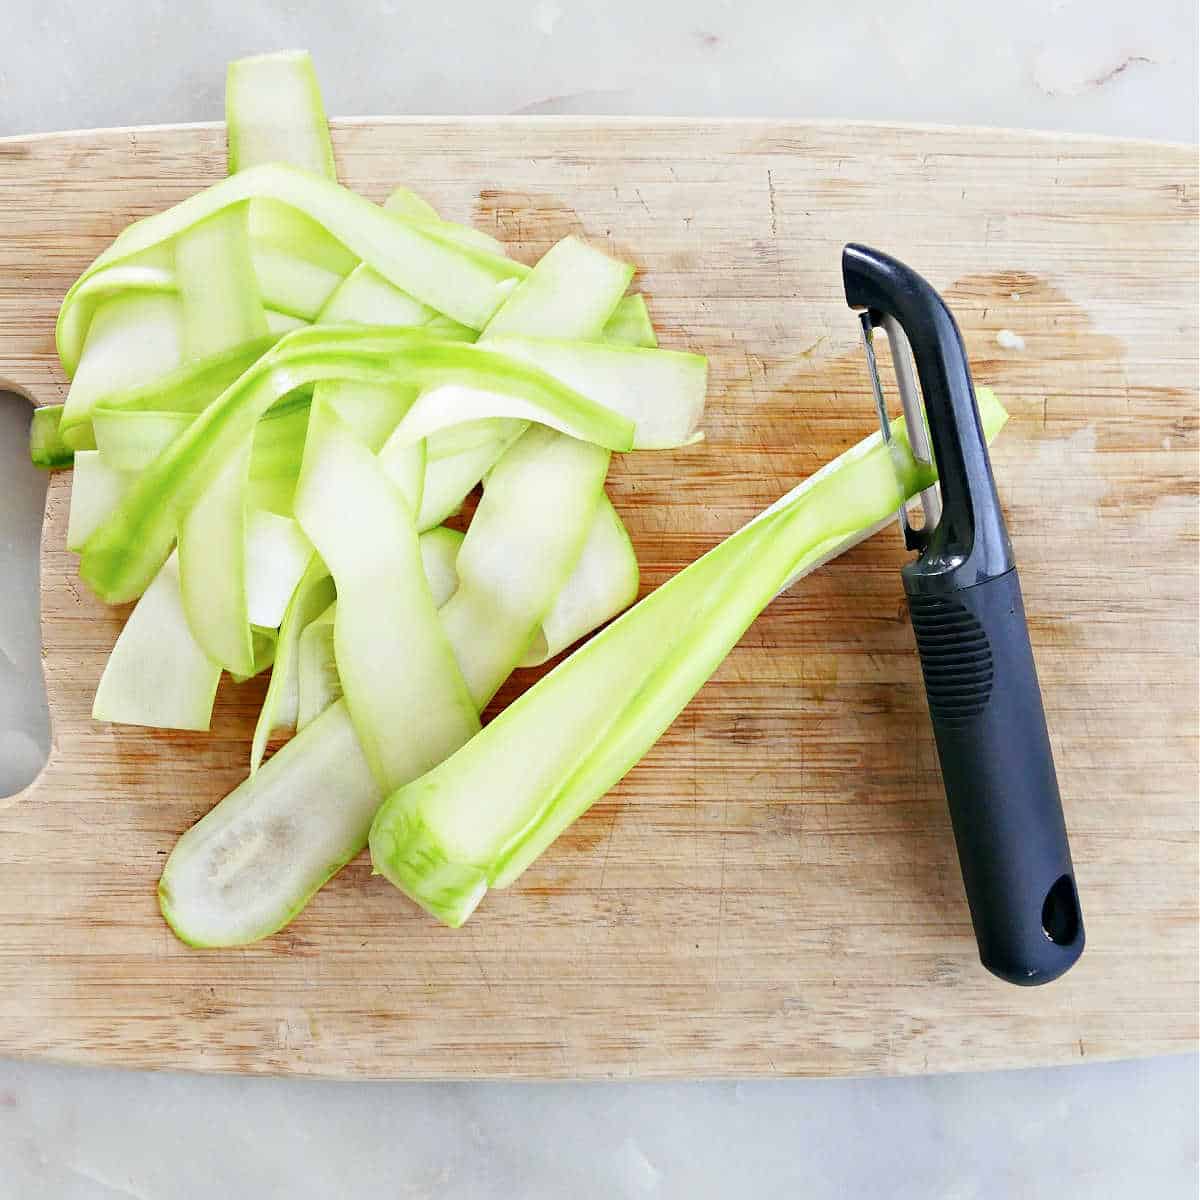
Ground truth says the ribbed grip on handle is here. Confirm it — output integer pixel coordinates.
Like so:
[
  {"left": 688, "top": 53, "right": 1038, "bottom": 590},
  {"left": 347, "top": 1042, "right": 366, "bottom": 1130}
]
[{"left": 908, "top": 569, "right": 1084, "bottom": 985}]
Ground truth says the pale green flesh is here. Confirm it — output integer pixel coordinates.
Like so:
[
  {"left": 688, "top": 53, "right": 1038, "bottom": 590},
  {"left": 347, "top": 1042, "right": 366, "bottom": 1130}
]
[
  {"left": 178, "top": 437, "right": 254, "bottom": 676},
  {"left": 252, "top": 249, "right": 345, "bottom": 319},
  {"left": 93, "top": 552, "right": 221, "bottom": 732},
  {"left": 317, "top": 263, "right": 436, "bottom": 327},
  {"left": 249, "top": 396, "right": 311, "bottom": 485},
  {"left": 61, "top": 292, "right": 184, "bottom": 447},
  {"left": 436, "top": 239, "right": 642, "bottom": 684},
  {"left": 377, "top": 430, "right": 426, "bottom": 517},
  {"left": 175, "top": 202, "right": 268, "bottom": 359},
  {"left": 66, "top": 452, "right": 133, "bottom": 553},
  {"left": 244, "top": 509, "right": 313, "bottom": 629},
  {"left": 404, "top": 238, "right": 645, "bottom": 689},
  {"left": 79, "top": 331, "right": 636, "bottom": 605},
  {"left": 160, "top": 699, "right": 379, "bottom": 948},
  {"left": 294, "top": 526, "right": 464, "bottom": 730},
  {"left": 250, "top": 556, "right": 335, "bottom": 772},
  {"left": 381, "top": 186, "right": 440, "bottom": 223},
  {"left": 369, "top": 391, "right": 1010, "bottom": 926},
  {"left": 81, "top": 336, "right": 276, "bottom": 417},
  {"left": 521, "top": 492, "right": 639, "bottom": 667},
  {"left": 317, "top": 378, "right": 416, "bottom": 452},
  {"left": 265, "top": 309, "right": 309, "bottom": 335},
  {"left": 481, "top": 236, "right": 632, "bottom": 340},
  {"left": 56, "top": 246, "right": 176, "bottom": 378},
  {"left": 484, "top": 336, "right": 707, "bottom": 449},
  {"left": 293, "top": 397, "right": 479, "bottom": 794},
  {"left": 415, "top": 426, "right": 521, "bottom": 529},
  {"left": 248, "top": 198, "right": 357, "bottom": 274},
  {"left": 382, "top": 378, "right": 630, "bottom": 450},
  {"left": 58, "top": 163, "right": 528, "bottom": 363},
  {"left": 296, "top": 605, "right": 339, "bottom": 731},
  {"left": 29, "top": 404, "right": 73, "bottom": 469},
  {"left": 91, "top": 409, "right": 194, "bottom": 472},
  {"left": 226, "top": 50, "right": 337, "bottom": 180},
  {"left": 240, "top": 626, "right": 279, "bottom": 682},
  {"left": 602, "top": 294, "right": 657, "bottom": 348},
  {"left": 439, "top": 422, "right": 610, "bottom": 708}
]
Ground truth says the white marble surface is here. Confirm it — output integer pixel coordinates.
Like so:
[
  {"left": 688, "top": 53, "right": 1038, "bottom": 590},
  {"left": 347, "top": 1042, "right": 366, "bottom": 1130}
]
[{"left": 0, "top": 2, "right": 1197, "bottom": 1196}]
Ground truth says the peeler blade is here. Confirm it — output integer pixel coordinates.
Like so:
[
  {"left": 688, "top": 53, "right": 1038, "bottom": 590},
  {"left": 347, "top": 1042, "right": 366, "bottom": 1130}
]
[{"left": 857, "top": 311, "right": 942, "bottom": 548}]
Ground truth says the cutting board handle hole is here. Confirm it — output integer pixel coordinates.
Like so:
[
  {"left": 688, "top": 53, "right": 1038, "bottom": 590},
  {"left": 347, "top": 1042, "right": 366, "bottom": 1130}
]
[{"left": 0, "top": 389, "right": 51, "bottom": 802}]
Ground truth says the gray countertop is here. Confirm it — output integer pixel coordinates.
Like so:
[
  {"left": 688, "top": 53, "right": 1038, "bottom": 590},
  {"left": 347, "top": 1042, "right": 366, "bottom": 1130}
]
[{"left": 1, "top": 2, "right": 1196, "bottom": 1196}]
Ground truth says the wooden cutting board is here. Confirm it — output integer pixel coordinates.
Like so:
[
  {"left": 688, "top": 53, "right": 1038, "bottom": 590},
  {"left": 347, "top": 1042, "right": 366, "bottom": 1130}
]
[{"left": 0, "top": 119, "right": 1195, "bottom": 1080}]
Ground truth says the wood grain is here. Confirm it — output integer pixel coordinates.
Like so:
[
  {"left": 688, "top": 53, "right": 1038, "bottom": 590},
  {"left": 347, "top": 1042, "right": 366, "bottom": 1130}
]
[{"left": 0, "top": 119, "right": 1195, "bottom": 1080}]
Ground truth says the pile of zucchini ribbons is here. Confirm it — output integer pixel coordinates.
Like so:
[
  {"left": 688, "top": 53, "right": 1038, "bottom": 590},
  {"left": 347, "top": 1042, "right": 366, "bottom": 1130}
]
[{"left": 33, "top": 51, "right": 1008, "bottom": 944}]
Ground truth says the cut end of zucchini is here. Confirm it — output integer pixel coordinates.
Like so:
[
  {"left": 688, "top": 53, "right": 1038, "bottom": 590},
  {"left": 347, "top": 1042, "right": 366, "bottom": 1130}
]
[
  {"left": 160, "top": 700, "right": 380, "bottom": 947},
  {"left": 29, "top": 405, "right": 74, "bottom": 469},
  {"left": 367, "top": 797, "right": 488, "bottom": 929}
]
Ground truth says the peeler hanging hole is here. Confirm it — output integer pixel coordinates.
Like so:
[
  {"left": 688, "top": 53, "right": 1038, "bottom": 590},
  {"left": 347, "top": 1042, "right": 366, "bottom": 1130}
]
[{"left": 1041, "top": 874, "right": 1081, "bottom": 946}]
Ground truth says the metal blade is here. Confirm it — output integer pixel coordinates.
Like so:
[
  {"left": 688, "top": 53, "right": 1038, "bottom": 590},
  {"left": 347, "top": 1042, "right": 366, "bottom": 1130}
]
[{"left": 857, "top": 311, "right": 941, "bottom": 549}]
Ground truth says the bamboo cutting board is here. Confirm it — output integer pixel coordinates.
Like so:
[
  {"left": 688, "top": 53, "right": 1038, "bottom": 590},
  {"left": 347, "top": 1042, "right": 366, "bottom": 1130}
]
[{"left": 0, "top": 120, "right": 1196, "bottom": 1080}]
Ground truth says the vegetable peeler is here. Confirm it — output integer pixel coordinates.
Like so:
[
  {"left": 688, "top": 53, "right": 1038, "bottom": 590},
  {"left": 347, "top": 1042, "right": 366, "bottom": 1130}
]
[{"left": 843, "top": 244, "right": 1084, "bottom": 986}]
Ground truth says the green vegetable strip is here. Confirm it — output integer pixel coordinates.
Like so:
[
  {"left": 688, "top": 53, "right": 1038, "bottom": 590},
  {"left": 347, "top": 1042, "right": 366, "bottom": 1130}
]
[
  {"left": 249, "top": 521, "right": 462, "bottom": 768},
  {"left": 602, "top": 294, "right": 657, "bottom": 348},
  {"left": 383, "top": 373, "right": 629, "bottom": 452},
  {"left": 293, "top": 526, "right": 465, "bottom": 730},
  {"left": 92, "top": 552, "right": 221, "bottom": 731},
  {"left": 250, "top": 556, "right": 335, "bottom": 772},
  {"left": 381, "top": 186, "right": 440, "bottom": 223},
  {"left": 244, "top": 509, "right": 312, "bottom": 629},
  {"left": 383, "top": 186, "right": 511, "bottom": 258},
  {"left": 265, "top": 310, "right": 309, "bottom": 335},
  {"left": 424, "top": 239, "right": 644, "bottom": 700},
  {"left": 226, "top": 50, "right": 337, "bottom": 180},
  {"left": 161, "top": 518, "right": 470, "bottom": 944},
  {"left": 241, "top": 627, "right": 279, "bottom": 682},
  {"left": 440, "top": 423, "right": 610, "bottom": 708},
  {"left": 251, "top": 250, "right": 346, "bottom": 320},
  {"left": 316, "top": 378, "right": 416, "bottom": 453},
  {"left": 293, "top": 397, "right": 479, "bottom": 793},
  {"left": 415, "top": 424, "right": 523, "bottom": 530},
  {"left": 377, "top": 428, "right": 426, "bottom": 516},
  {"left": 84, "top": 336, "right": 276, "bottom": 415},
  {"left": 248, "top": 200, "right": 357, "bottom": 274},
  {"left": 395, "top": 238, "right": 636, "bottom": 527},
  {"left": 29, "top": 405, "right": 73, "bottom": 468},
  {"left": 79, "top": 333, "right": 637, "bottom": 604},
  {"left": 484, "top": 336, "right": 707, "bottom": 450},
  {"left": 91, "top": 409, "right": 194, "bottom": 472},
  {"left": 369, "top": 391, "right": 1010, "bottom": 926},
  {"left": 313, "top": 186, "right": 514, "bottom": 330},
  {"left": 296, "top": 604, "right": 339, "bottom": 731},
  {"left": 175, "top": 202, "right": 268, "bottom": 359},
  {"left": 66, "top": 452, "right": 132, "bottom": 553},
  {"left": 518, "top": 311, "right": 658, "bottom": 662},
  {"left": 483, "top": 236, "right": 632, "bottom": 339},
  {"left": 160, "top": 699, "right": 380, "bottom": 948},
  {"left": 60, "top": 292, "right": 184, "bottom": 448},
  {"left": 521, "top": 493, "right": 639, "bottom": 667},
  {"left": 58, "top": 164, "right": 529, "bottom": 364},
  {"left": 249, "top": 395, "right": 311, "bottom": 483},
  {"left": 317, "top": 264, "right": 437, "bottom": 327},
  {"left": 418, "top": 526, "right": 465, "bottom": 607},
  {"left": 56, "top": 247, "right": 175, "bottom": 378},
  {"left": 177, "top": 436, "right": 255, "bottom": 676}
]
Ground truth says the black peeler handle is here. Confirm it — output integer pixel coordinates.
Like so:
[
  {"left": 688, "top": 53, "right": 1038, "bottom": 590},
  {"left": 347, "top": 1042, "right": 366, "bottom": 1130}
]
[
  {"left": 908, "top": 569, "right": 1082, "bottom": 984},
  {"left": 843, "top": 243, "right": 1084, "bottom": 986}
]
